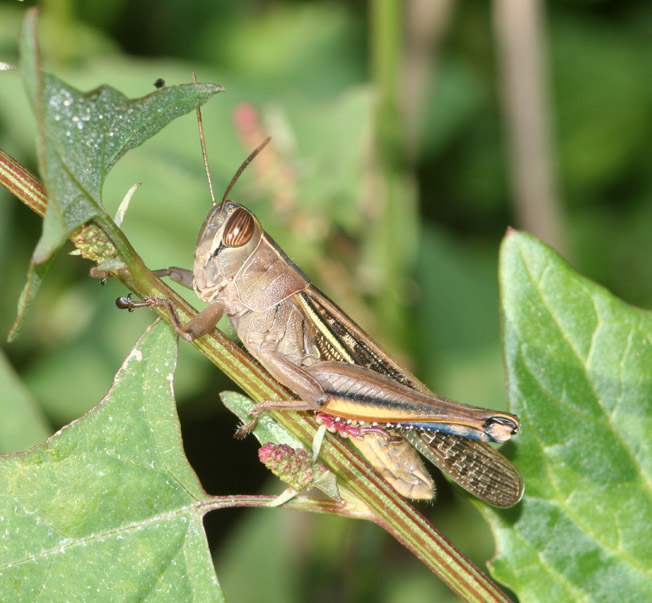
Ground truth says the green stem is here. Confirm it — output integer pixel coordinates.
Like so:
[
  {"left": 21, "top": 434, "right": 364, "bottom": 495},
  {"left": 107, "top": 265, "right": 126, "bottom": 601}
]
[{"left": 368, "top": 0, "right": 419, "bottom": 352}]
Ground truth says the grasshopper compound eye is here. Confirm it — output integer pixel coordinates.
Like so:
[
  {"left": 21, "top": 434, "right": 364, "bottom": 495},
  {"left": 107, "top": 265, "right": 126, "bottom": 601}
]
[{"left": 223, "top": 207, "right": 255, "bottom": 247}]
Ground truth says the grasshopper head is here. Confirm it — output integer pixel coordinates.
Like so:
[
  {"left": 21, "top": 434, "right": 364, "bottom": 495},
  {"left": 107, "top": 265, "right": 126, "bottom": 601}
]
[{"left": 192, "top": 201, "right": 263, "bottom": 302}]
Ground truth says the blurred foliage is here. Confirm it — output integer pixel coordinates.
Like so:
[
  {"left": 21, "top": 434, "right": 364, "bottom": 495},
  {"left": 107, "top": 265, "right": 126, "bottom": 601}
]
[{"left": 1, "top": 1, "right": 651, "bottom": 601}]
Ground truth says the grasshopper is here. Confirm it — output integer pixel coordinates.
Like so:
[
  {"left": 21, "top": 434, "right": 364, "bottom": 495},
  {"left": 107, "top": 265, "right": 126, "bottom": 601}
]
[{"left": 119, "top": 133, "right": 523, "bottom": 508}]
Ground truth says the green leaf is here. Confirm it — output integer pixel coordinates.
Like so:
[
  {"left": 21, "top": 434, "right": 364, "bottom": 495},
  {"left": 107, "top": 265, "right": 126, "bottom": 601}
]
[
  {"left": 6, "top": 248, "right": 57, "bottom": 343},
  {"left": 34, "top": 73, "right": 223, "bottom": 241},
  {"left": 484, "top": 230, "right": 652, "bottom": 600},
  {"left": 13, "top": 10, "right": 223, "bottom": 339},
  {"left": 0, "top": 320, "right": 224, "bottom": 601}
]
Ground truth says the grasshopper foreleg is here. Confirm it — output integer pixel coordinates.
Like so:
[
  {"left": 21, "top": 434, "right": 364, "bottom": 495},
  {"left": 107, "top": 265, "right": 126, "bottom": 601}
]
[
  {"left": 116, "top": 292, "right": 225, "bottom": 342},
  {"left": 117, "top": 265, "right": 225, "bottom": 340},
  {"left": 115, "top": 295, "right": 189, "bottom": 334}
]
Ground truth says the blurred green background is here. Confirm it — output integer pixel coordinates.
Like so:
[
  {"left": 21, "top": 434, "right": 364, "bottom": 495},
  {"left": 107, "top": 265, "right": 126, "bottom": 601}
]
[{"left": 1, "top": 1, "right": 651, "bottom": 601}]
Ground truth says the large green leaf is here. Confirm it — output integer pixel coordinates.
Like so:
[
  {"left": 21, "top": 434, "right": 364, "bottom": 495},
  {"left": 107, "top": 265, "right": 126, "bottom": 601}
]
[
  {"left": 0, "top": 320, "right": 224, "bottom": 601},
  {"left": 484, "top": 230, "right": 652, "bottom": 600}
]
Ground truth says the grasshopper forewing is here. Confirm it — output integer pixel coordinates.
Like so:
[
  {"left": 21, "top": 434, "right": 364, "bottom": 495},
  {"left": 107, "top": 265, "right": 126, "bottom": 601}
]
[{"left": 122, "top": 134, "right": 524, "bottom": 507}]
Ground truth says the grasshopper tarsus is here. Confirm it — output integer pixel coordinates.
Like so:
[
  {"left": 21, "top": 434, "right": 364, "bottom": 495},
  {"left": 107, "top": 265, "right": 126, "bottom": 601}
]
[
  {"left": 116, "top": 293, "right": 146, "bottom": 311},
  {"left": 115, "top": 296, "right": 132, "bottom": 310},
  {"left": 235, "top": 406, "right": 264, "bottom": 437},
  {"left": 117, "top": 282, "right": 224, "bottom": 343},
  {"left": 234, "top": 422, "right": 254, "bottom": 439},
  {"left": 234, "top": 403, "right": 283, "bottom": 438},
  {"left": 115, "top": 294, "right": 189, "bottom": 338},
  {"left": 115, "top": 293, "right": 166, "bottom": 312}
]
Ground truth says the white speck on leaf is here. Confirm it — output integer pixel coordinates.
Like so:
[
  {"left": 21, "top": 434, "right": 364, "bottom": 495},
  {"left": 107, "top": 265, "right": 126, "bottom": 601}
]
[{"left": 127, "top": 349, "right": 143, "bottom": 363}]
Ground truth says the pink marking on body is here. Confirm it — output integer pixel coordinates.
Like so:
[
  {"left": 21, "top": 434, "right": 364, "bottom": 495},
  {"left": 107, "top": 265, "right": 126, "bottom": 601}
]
[{"left": 315, "top": 413, "right": 389, "bottom": 438}]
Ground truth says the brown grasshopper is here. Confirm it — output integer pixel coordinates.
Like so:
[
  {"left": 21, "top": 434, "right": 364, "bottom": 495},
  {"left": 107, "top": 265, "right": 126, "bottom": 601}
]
[{"left": 119, "top": 137, "right": 523, "bottom": 508}]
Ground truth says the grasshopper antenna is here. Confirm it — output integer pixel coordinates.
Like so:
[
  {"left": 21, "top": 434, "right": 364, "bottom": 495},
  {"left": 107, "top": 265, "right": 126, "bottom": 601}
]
[
  {"left": 193, "top": 72, "right": 218, "bottom": 207},
  {"left": 192, "top": 72, "right": 270, "bottom": 209},
  {"left": 220, "top": 136, "right": 271, "bottom": 210}
]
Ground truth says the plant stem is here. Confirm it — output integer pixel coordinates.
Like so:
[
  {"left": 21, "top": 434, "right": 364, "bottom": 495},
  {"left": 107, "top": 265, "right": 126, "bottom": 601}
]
[
  {"left": 493, "top": 0, "right": 566, "bottom": 256},
  {"left": 368, "top": 0, "right": 419, "bottom": 354}
]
